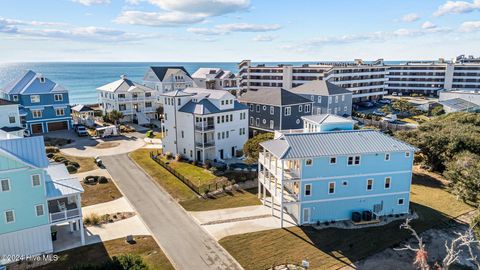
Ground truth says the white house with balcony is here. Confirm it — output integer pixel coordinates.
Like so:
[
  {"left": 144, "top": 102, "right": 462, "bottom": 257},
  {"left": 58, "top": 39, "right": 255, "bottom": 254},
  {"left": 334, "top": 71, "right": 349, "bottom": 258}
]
[
  {"left": 192, "top": 68, "right": 239, "bottom": 93},
  {"left": 0, "top": 98, "right": 23, "bottom": 137},
  {"left": 143, "top": 66, "right": 194, "bottom": 95},
  {"left": 160, "top": 87, "right": 248, "bottom": 162},
  {"left": 97, "top": 75, "right": 157, "bottom": 125},
  {"left": 0, "top": 133, "right": 84, "bottom": 266}
]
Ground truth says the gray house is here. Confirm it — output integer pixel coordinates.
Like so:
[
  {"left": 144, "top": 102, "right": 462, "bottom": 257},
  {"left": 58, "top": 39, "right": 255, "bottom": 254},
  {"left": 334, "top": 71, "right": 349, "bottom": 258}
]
[
  {"left": 289, "top": 80, "right": 353, "bottom": 116},
  {"left": 238, "top": 88, "right": 313, "bottom": 137}
]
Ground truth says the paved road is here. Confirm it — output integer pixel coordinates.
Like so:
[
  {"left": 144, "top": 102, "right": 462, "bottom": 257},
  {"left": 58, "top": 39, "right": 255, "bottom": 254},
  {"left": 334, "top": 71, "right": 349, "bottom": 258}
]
[{"left": 102, "top": 154, "right": 242, "bottom": 270}]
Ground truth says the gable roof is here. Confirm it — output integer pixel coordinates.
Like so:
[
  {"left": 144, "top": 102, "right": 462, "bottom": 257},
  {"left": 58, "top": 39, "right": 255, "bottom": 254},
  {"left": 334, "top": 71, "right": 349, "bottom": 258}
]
[
  {"left": 150, "top": 66, "right": 191, "bottom": 81},
  {"left": 97, "top": 76, "right": 153, "bottom": 93},
  {"left": 238, "top": 88, "right": 312, "bottom": 106},
  {"left": 179, "top": 100, "right": 247, "bottom": 115},
  {"left": 192, "top": 68, "right": 236, "bottom": 80},
  {"left": 290, "top": 80, "right": 351, "bottom": 96},
  {"left": 0, "top": 136, "right": 49, "bottom": 168},
  {"left": 302, "top": 114, "right": 354, "bottom": 125},
  {"left": 260, "top": 129, "right": 417, "bottom": 159},
  {"left": 71, "top": 104, "right": 94, "bottom": 112},
  {"left": 1, "top": 70, "right": 67, "bottom": 95}
]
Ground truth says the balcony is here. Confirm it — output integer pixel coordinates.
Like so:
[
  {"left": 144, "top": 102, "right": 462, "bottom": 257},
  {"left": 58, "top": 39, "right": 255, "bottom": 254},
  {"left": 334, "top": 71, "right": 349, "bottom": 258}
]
[
  {"left": 258, "top": 172, "right": 300, "bottom": 203},
  {"left": 195, "top": 140, "right": 215, "bottom": 148},
  {"left": 48, "top": 197, "right": 81, "bottom": 223},
  {"left": 195, "top": 124, "right": 215, "bottom": 131},
  {"left": 259, "top": 153, "right": 300, "bottom": 180}
]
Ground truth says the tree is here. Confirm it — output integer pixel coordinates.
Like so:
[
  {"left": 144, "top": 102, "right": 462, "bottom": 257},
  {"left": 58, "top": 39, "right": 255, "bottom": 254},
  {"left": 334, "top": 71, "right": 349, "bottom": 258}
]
[
  {"left": 444, "top": 151, "right": 480, "bottom": 204},
  {"left": 243, "top": 132, "right": 274, "bottom": 163},
  {"left": 392, "top": 98, "right": 414, "bottom": 116},
  {"left": 108, "top": 110, "right": 124, "bottom": 126},
  {"left": 430, "top": 105, "right": 445, "bottom": 116},
  {"left": 380, "top": 105, "right": 392, "bottom": 115}
]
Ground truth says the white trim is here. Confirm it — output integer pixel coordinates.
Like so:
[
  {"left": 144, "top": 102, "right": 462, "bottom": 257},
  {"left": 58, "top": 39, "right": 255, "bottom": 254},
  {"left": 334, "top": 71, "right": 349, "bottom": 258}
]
[
  {"left": 284, "top": 170, "right": 413, "bottom": 182},
  {"left": 35, "top": 204, "right": 45, "bottom": 217},
  {"left": 384, "top": 176, "right": 391, "bottom": 189},
  {"left": 299, "top": 191, "right": 410, "bottom": 205},
  {"left": 398, "top": 198, "right": 405, "bottom": 205},
  {"left": 0, "top": 178, "right": 11, "bottom": 192},
  {"left": 26, "top": 116, "right": 72, "bottom": 123},
  {"left": 31, "top": 174, "right": 41, "bottom": 187},
  {"left": 328, "top": 181, "right": 335, "bottom": 194},
  {"left": 4, "top": 209, "right": 15, "bottom": 224},
  {"left": 366, "top": 178, "right": 373, "bottom": 191},
  {"left": 304, "top": 184, "right": 312, "bottom": 197}
]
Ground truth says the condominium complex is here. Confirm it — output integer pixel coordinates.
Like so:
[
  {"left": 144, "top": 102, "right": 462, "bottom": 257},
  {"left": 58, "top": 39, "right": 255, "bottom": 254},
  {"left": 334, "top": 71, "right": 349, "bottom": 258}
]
[
  {"left": 239, "top": 55, "right": 480, "bottom": 100},
  {"left": 160, "top": 87, "right": 248, "bottom": 162}
]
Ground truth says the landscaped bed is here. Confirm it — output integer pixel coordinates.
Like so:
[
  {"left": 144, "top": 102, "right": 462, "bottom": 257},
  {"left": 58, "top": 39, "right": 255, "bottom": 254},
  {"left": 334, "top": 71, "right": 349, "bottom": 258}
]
[
  {"left": 49, "top": 153, "right": 97, "bottom": 173},
  {"left": 34, "top": 235, "right": 174, "bottom": 270},
  {"left": 180, "top": 188, "right": 261, "bottom": 211},
  {"left": 81, "top": 176, "right": 123, "bottom": 206},
  {"left": 219, "top": 171, "right": 474, "bottom": 270}
]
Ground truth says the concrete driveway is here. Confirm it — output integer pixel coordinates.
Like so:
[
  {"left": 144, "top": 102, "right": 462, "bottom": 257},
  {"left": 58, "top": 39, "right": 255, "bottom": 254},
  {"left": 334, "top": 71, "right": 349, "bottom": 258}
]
[
  {"left": 102, "top": 154, "right": 242, "bottom": 270},
  {"left": 190, "top": 200, "right": 297, "bottom": 241}
]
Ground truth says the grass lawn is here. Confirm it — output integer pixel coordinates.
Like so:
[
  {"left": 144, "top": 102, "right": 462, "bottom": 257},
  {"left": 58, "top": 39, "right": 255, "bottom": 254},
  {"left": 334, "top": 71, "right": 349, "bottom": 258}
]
[
  {"left": 129, "top": 149, "right": 197, "bottom": 201},
  {"left": 181, "top": 188, "right": 261, "bottom": 211},
  {"left": 81, "top": 180, "right": 123, "bottom": 207},
  {"left": 219, "top": 171, "right": 474, "bottom": 270},
  {"left": 55, "top": 153, "right": 97, "bottom": 173},
  {"left": 35, "top": 236, "right": 174, "bottom": 270},
  {"left": 159, "top": 156, "right": 218, "bottom": 186}
]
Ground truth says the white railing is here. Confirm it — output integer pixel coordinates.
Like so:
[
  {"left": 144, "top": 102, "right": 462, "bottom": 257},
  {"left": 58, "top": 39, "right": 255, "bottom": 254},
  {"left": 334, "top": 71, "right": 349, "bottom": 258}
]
[{"left": 50, "top": 208, "right": 80, "bottom": 223}]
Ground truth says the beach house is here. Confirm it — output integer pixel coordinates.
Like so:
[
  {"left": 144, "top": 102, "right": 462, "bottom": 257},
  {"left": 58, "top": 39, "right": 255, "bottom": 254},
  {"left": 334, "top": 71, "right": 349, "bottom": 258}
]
[
  {"left": 160, "top": 87, "right": 248, "bottom": 162},
  {"left": 0, "top": 133, "right": 84, "bottom": 265},
  {"left": 258, "top": 115, "right": 417, "bottom": 226},
  {"left": 191, "top": 68, "right": 239, "bottom": 93},
  {"left": 143, "top": 66, "right": 194, "bottom": 95},
  {"left": 0, "top": 71, "right": 72, "bottom": 135},
  {"left": 0, "top": 99, "right": 23, "bottom": 137}
]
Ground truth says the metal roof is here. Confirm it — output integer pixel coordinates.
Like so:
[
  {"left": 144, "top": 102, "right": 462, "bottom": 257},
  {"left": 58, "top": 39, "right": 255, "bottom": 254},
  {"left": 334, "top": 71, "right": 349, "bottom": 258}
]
[
  {"left": 71, "top": 104, "right": 94, "bottom": 112},
  {"left": 45, "top": 164, "right": 83, "bottom": 198},
  {"left": 290, "top": 80, "right": 351, "bottom": 96},
  {"left": 0, "top": 136, "right": 49, "bottom": 168},
  {"left": 439, "top": 98, "right": 480, "bottom": 112},
  {"left": 97, "top": 77, "right": 153, "bottom": 93},
  {"left": 260, "top": 129, "right": 417, "bottom": 159},
  {"left": 1, "top": 70, "right": 67, "bottom": 95},
  {"left": 301, "top": 114, "right": 354, "bottom": 125},
  {"left": 238, "top": 88, "right": 312, "bottom": 106}
]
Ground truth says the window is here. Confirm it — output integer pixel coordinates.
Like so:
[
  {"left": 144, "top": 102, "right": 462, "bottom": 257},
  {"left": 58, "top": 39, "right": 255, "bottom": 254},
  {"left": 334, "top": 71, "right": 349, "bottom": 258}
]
[
  {"left": 329, "top": 157, "right": 336, "bottom": 164},
  {"left": 316, "top": 108, "right": 321, "bottom": 114},
  {"left": 335, "top": 96, "right": 339, "bottom": 103},
  {"left": 54, "top": 94, "right": 63, "bottom": 101},
  {"left": 30, "top": 95, "right": 40, "bottom": 103},
  {"left": 398, "top": 198, "right": 405, "bottom": 205},
  {"left": 344, "top": 106, "right": 348, "bottom": 112},
  {"left": 12, "top": 95, "right": 18, "bottom": 101},
  {"left": 230, "top": 114, "right": 233, "bottom": 121},
  {"left": 249, "top": 104, "right": 253, "bottom": 111},
  {"left": 262, "top": 119, "right": 266, "bottom": 124},
  {"left": 222, "top": 132, "right": 225, "bottom": 139},
  {"left": 32, "top": 110, "right": 42, "bottom": 118},
  {"left": 35, "top": 204, "right": 44, "bottom": 216},
  {"left": 217, "top": 116, "right": 221, "bottom": 124},
  {"left": 342, "top": 95, "right": 345, "bottom": 102},
  {"left": 305, "top": 104, "right": 311, "bottom": 113},
  {"left": 347, "top": 155, "right": 360, "bottom": 166},
  {"left": 256, "top": 105, "right": 260, "bottom": 112},
  {"left": 269, "top": 120, "right": 274, "bottom": 129},
  {"left": 270, "top": 106, "right": 274, "bottom": 115},
  {"left": 317, "top": 96, "right": 322, "bottom": 103},
  {"left": 384, "top": 177, "right": 391, "bottom": 189},
  {"left": 305, "top": 159, "right": 313, "bottom": 166},
  {"left": 255, "top": 118, "right": 260, "bottom": 126},
  {"left": 298, "top": 105, "right": 303, "bottom": 112},
  {"left": 226, "top": 131, "right": 229, "bottom": 138},
  {"left": 178, "top": 99, "right": 181, "bottom": 106},
  {"left": 221, "top": 100, "right": 225, "bottom": 105},
  {"left": 119, "top": 104, "right": 126, "bottom": 111},
  {"left": 310, "top": 95, "right": 314, "bottom": 101},
  {"left": 146, "top": 102, "right": 152, "bottom": 108},
  {"left": 5, "top": 210, "right": 14, "bottom": 223},
  {"left": 328, "top": 182, "right": 335, "bottom": 194},
  {"left": 284, "top": 107, "right": 291, "bottom": 116},
  {"left": 367, "top": 179, "right": 373, "bottom": 190},
  {"left": 217, "top": 133, "right": 221, "bottom": 140},
  {"left": 1, "top": 179, "right": 10, "bottom": 192},
  {"left": 342, "top": 180, "right": 348, "bottom": 186},
  {"left": 55, "top": 108, "right": 65, "bottom": 116},
  {"left": 385, "top": 153, "right": 390, "bottom": 161},
  {"left": 8, "top": 116, "right": 15, "bottom": 124},
  {"left": 146, "top": 92, "right": 152, "bottom": 97},
  {"left": 304, "top": 184, "right": 312, "bottom": 196},
  {"left": 250, "top": 117, "right": 254, "bottom": 125},
  {"left": 328, "top": 96, "right": 332, "bottom": 104},
  {"left": 405, "top": 152, "right": 411, "bottom": 158},
  {"left": 262, "top": 105, "right": 267, "bottom": 110},
  {"left": 181, "top": 131, "right": 184, "bottom": 138},
  {"left": 32, "top": 175, "right": 41, "bottom": 187},
  {"left": 221, "top": 115, "right": 225, "bottom": 123}
]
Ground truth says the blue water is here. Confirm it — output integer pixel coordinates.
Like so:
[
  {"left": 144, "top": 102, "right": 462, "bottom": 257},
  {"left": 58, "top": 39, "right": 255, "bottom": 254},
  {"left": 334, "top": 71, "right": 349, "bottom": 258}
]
[{"left": 0, "top": 61, "right": 407, "bottom": 105}]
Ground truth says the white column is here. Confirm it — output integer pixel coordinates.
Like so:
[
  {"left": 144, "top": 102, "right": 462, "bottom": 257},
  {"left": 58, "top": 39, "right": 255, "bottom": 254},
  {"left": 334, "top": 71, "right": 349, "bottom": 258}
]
[
  {"left": 77, "top": 194, "right": 85, "bottom": 245},
  {"left": 69, "top": 221, "right": 74, "bottom": 232},
  {"left": 280, "top": 160, "right": 285, "bottom": 228}
]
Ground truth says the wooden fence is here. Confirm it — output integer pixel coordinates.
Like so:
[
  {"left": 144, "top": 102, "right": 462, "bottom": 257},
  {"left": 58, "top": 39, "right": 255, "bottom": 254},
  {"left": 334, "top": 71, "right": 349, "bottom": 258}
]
[{"left": 149, "top": 151, "right": 231, "bottom": 195}]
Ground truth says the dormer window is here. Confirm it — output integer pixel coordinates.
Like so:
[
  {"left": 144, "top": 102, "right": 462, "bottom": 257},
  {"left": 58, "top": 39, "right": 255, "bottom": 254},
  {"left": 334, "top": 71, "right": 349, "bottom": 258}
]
[
  {"left": 12, "top": 95, "right": 18, "bottom": 102},
  {"left": 39, "top": 77, "right": 45, "bottom": 83},
  {"left": 54, "top": 94, "right": 63, "bottom": 101}
]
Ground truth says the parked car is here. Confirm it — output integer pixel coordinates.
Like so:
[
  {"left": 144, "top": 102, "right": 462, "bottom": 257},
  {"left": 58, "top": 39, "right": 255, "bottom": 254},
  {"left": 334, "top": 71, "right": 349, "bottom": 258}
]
[
  {"left": 377, "top": 99, "right": 391, "bottom": 104},
  {"left": 358, "top": 101, "right": 375, "bottom": 108},
  {"left": 372, "top": 109, "right": 386, "bottom": 116},
  {"left": 75, "top": 125, "right": 88, "bottom": 136}
]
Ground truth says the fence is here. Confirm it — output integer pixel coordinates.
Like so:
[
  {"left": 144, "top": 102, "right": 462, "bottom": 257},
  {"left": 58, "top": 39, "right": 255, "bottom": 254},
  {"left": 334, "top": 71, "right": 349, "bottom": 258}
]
[
  {"left": 150, "top": 151, "right": 231, "bottom": 195},
  {"left": 353, "top": 116, "right": 417, "bottom": 132}
]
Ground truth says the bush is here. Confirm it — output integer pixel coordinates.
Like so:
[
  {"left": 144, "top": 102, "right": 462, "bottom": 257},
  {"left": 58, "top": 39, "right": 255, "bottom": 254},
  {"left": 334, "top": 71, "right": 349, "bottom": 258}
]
[
  {"left": 204, "top": 160, "right": 212, "bottom": 169},
  {"left": 69, "top": 161, "right": 80, "bottom": 168},
  {"left": 110, "top": 254, "right": 148, "bottom": 270},
  {"left": 54, "top": 156, "right": 66, "bottom": 162},
  {"left": 45, "top": 146, "right": 59, "bottom": 154},
  {"left": 83, "top": 213, "right": 100, "bottom": 226},
  {"left": 83, "top": 175, "right": 99, "bottom": 184},
  {"left": 165, "top": 152, "right": 173, "bottom": 160},
  {"left": 98, "top": 176, "right": 108, "bottom": 184},
  {"left": 66, "top": 165, "right": 78, "bottom": 174},
  {"left": 193, "top": 160, "right": 199, "bottom": 166},
  {"left": 175, "top": 154, "right": 183, "bottom": 161},
  {"left": 47, "top": 153, "right": 55, "bottom": 159}
]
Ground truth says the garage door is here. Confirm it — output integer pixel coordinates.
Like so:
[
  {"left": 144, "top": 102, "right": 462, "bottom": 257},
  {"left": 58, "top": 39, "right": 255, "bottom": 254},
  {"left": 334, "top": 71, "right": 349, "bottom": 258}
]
[
  {"left": 31, "top": 123, "right": 43, "bottom": 134},
  {"left": 47, "top": 121, "right": 68, "bottom": 132}
]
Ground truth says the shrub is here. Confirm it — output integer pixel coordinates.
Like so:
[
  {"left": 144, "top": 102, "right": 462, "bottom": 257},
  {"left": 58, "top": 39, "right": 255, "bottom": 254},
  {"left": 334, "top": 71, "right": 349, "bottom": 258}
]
[
  {"left": 45, "top": 146, "right": 59, "bottom": 154},
  {"left": 54, "top": 156, "right": 67, "bottom": 162},
  {"left": 69, "top": 161, "right": 80, "bottom": 168},
  {"left": 66, "top": 165, "right": 78, "bottom": 174},
  {"left": 83, "top": 175, "right": 98, "bottom": 184},
  {"left": 47, "top": 153, "right": 55, "bottom": 159},
  {"left": 110, "top": 254, "right": 148, "bottom": 270},
  {"left": 84, "top": 213, "right": 100, "bottom": 225},
  {"left": 165, "top": 152, "right": 173, "bottom": 160},
  {"left": 193, "top": 160, "right": 199, "bottom": 166},
  {"left": 98, "top": 176, "right": 108, "bottom": 184},
  {"left": 204, "top": 160, "right": 212, "bottom": 169},
  {"left": 175, "top": 154, "right": 183, "bottom": 161}
]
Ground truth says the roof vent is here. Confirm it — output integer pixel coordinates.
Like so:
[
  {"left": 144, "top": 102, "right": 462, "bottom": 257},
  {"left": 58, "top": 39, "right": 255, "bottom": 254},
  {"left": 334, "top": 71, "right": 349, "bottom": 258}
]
[
  {"left": 120, "top": 74, "right": 127, "bottom": 80},
  {"left": 37, "top": 73, "right": 45, "bottom": 83}
]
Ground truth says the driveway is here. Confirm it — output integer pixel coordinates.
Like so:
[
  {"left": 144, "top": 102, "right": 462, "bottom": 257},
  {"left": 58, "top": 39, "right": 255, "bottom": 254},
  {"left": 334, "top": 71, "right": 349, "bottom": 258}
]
[{"left": 102, "top": 154, "right": 242, "bottom": 270}]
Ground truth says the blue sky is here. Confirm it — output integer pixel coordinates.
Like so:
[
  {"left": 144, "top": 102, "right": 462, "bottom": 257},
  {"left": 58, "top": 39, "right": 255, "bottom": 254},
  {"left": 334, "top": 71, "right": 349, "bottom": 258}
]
[{"left": 1, "top": 0, "right": 480, "bottom": 62}]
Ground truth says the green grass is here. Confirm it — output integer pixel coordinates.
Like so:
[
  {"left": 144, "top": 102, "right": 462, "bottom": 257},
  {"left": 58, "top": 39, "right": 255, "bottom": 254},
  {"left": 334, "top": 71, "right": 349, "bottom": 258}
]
[
  {"left": 160, "top": 156, "right": 218, "bottom": 186},
  {"left": 129, "top": 149, "right": 197, "bottom": 201},
  {"left": 34, "top": 236, "right": 174, "bottom": 270},
  {"left": 219, "top": 172, "right": 474, "bottom": 270},
  {"left": 181, "top": 188, "right": 261, "bottom": 211}
]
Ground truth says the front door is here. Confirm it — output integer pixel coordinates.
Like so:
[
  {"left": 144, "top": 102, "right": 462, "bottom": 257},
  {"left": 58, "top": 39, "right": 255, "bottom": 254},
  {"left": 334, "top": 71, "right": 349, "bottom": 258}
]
[
  {"left": 231, "top": 146, "right": 235, "bottom": 157},
  {"left": 197, "top": 150, "right": 201, "bottom": 161},
  {"left": 303, "top": 208, "right": 311, "bottom": 224},
  {"left": 219, "top": 149, "right": 224, "bottom": 160}
]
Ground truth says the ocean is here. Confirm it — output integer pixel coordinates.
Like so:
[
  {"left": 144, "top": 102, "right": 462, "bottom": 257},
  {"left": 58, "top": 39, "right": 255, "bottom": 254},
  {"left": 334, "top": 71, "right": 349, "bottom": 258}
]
[{"left": 0, "top": 61, "right": 407, "bottom": 105}]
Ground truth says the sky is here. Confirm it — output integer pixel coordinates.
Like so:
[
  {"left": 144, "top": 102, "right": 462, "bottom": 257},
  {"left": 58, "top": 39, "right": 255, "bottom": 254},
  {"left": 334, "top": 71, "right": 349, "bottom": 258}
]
[{"left": 0, "top": 0, "right": 480, "bottom": 62}]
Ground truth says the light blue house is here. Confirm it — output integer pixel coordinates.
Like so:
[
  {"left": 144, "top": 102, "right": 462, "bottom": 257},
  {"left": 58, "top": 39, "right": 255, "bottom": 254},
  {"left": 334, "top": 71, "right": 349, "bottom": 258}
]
[
  {"left": 0, "top": 71, "right": 72, "bottom": 135},
  {"left": 259, "top": 114, "right": 416, "bottom": 226},
  {"left": 0, "top": 132, "right": 84, "bottom": 265}
]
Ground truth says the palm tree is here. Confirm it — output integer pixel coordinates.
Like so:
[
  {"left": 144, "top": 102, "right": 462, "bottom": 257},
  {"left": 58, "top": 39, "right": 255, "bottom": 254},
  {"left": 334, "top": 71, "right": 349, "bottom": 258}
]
[{"left": 108, "top": 110, "right": 124, "bottom": 126}]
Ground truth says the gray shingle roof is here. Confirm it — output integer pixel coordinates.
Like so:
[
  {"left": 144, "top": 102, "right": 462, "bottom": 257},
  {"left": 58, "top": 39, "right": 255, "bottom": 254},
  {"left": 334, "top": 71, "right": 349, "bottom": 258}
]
[
  {"left": 150, "top": 66, "right": 191, "bottom": 81},
  {"left": 179, "top": 100, "right": 247, "bottom": 115},
  {"left": 290, "top": 80, "right": 351, "bottom": 96},
  {"left": 260, "top": 130, "right": 417, "bottom": 159},
  {"left": 238, "top": 88, "right": 312, "bottom": 106}
]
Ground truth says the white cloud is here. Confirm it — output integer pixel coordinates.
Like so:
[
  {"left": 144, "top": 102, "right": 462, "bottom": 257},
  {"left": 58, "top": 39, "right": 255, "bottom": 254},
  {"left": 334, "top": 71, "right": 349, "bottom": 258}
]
[
  {"left": 401, "top": 13, "right": 420, "bottom": 22},
  {"left": 252, "top": 34, "right": 275, "bottom": 42},
  {"left": 434, "top": 0, "right": 480, "bottom": 16},
  {"left": 459, "top": 20, "right": 480, "bottom": 32},
  {"left": 188, "top": 23, "right": 281, "bottom": 35},
  {"left": 421, "top": 21, "right": 437, "bottom": 29},
  {"left": 73, "top": 0, "right": 111, "bottom": 6},
  {"left": 116, "top": 0, "right": 250, "bottom": 26}
]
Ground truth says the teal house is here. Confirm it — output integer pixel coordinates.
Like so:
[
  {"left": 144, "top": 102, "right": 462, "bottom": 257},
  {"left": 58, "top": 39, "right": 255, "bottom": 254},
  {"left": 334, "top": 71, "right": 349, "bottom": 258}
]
[
  {"left": 259, "top": 114, "right": 417, "bottom": 226},
  {"left": 0, "top": 132, "right": 83, "bottom": 265}
]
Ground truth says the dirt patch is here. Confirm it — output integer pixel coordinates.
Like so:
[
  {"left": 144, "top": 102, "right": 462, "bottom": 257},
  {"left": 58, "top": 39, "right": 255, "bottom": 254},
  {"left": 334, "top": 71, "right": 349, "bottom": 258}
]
[{"left": 95, "top": 142, "right": 120, "bottom": 149}]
